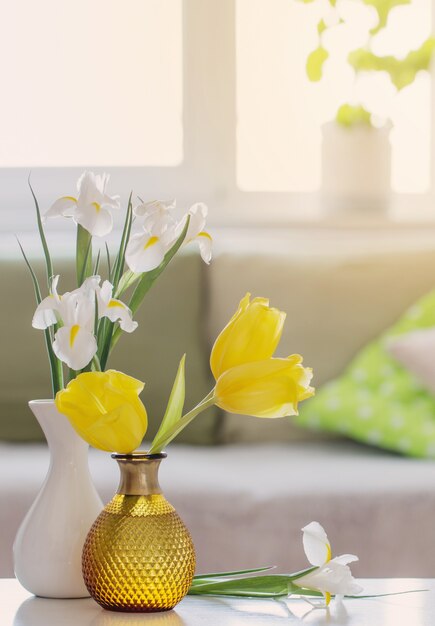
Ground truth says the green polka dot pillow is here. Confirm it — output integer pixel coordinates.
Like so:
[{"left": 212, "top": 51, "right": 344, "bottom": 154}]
[{"left": 296, "top": 291, "right": 435, "bottom": 458}]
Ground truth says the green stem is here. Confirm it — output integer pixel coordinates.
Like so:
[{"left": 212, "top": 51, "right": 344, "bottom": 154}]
[
  {"left": 148, "top": 392, "right": 216, "bottom": 454},
  {"left": 92, "top": 355, "right": 102, "bottom": 372},
  {"left": 76, "top": 225, "right": 92, "bottom": 286}
]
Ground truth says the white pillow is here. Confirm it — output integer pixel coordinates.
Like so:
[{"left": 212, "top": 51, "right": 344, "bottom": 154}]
[{"left": 386, "top": 328, "right": 435, "bottom": 394}]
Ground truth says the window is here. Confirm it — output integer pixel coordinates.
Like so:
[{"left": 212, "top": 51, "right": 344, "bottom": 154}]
[{"left": 0, "top": 0, "right": 434, "bottom": 230}]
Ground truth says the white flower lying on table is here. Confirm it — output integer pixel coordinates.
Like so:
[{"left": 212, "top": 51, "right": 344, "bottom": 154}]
[
  {"left": 188, "top": 521, "right": 362, "bottom": 608},
  {"left": 293, "top": 521, "right": 363, "bottom": 606}
]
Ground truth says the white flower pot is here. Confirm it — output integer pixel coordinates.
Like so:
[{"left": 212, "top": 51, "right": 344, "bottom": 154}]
[
  {"left": 321, "top": 122, "right": 391, "bottom": 213},
  {"left": 13, "top": 400, "right": 103, "bottom": 598}
]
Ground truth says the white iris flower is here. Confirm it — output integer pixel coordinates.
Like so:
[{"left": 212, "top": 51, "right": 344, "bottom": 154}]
[
  {"left": 32, "top": 276, "right": 137, "bottom": 370},
  {"left": 294, "top": 521, "right": 362, "bottom": 606},
  {"left": 45, "top": 171, "right": 120, "bottom": 237},
  {"left": 126, "top": 200, "right": 212, "bottom": 273}
]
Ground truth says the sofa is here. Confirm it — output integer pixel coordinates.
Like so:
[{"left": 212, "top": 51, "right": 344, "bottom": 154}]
[{"left": 2, "top": 226, "right": 435, "bottom": 579}]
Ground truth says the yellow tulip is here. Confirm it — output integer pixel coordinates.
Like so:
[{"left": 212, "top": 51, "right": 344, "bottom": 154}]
[
  {"left": 55, "top": 369, "right": 148, "bottom": 453},
  {"left": 214, "top": 355, "right": 314, "bottom": 418},
  {"left": 210, "top": 293, "right": 286, "bottom": 379}
]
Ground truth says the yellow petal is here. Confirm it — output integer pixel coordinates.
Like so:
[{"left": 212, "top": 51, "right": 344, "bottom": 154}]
[
  {"left": 210, "top": 293, "right": 286, "bottom": 379},
  {"left": 214, "top": 356, "right": 314, "bottom": 418},
  {"left": 55, "top": 369, "right": 147, "bottom": 453}
]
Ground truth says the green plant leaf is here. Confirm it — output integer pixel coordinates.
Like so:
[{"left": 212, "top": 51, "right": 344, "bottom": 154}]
[
  {"left": 16, "top": 237, "right": 63, "bottom": 395},
  {"left": 336, "top": 104, "right": 372, "bottom": 127},
  {"left": 111, "top": 193, "right": 133, "bottom": 289},
  {"left": 306, "top": 46, "right": 329, "bottom": 81},
  {"left": 148, "top": 391, "right": 215, "bottom": 454},
  {"left": 192, "top": 567, "right": 274, "bottom": 582},
  {"left": 114, "top": 269, "right": 141, "bottom": 299},
  {"left": 348, "top": 38, "right": 435, "bottom": 90},
  {"left": 149, "top": 356, "right": 186, "bottom": 454},
  {"left": 93, "top": 248, "right": 101, "bottom": 276},
  {"left": 188, "top": 574, "right": 317, "bottom": 598},
  {"left": 76, "top": 224, "right": 92, "bottom": 286},
  {"left": 105, "top": 242, "right": 112, "bottom": 278},
  {"left": 28, "top": 177, "right": 54, "bottom": 289},
  {"left": 317, "top": 19, "right": 326, "bottom": 35},
  {"left": 362, "top": 0, "right": 410, "bottom": 35}
]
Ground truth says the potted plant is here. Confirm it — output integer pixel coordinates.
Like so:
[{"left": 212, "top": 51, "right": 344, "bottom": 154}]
[{"left": 301, "top": 0, "right": 435, "bottom": 212}]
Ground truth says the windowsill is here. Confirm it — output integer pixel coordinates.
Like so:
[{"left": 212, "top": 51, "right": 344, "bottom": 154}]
[{"left": 5, "top": 219, "right": 435, "bottom": 262}]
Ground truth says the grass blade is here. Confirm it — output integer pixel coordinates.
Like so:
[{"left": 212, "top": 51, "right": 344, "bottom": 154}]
[
  {"left": 105, "top": 242, "right": 112, "bottom": 278},
  {"left": 76, "top": 224, "right": 92, "bottom": 286},
  {"left": 111, "top": 192, "right": 133, "bottom": 289},
  {"left": 16, "top": 237, "right": 63, "bottom": 395},
  {"left": 28, "top": 176, "right": 54, "bottom": 289},
  {"left": 93, "top": 248, "right": 101, "bottom": 276}
]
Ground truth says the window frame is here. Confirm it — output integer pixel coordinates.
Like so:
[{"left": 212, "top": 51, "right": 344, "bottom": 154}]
[{"left": 1, "top": 0, "right": 435, "bottom": 233}]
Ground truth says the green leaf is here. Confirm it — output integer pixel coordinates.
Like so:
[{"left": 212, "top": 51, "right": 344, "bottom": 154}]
[
  {"left": 336, "top": 104, "right": 372, "bottom": 127},
  {"left": 98, "top": 195, "right": 133, "bottom": 370},
  {"left": 76, "top": 225, "right": 92, "bottom": 286},
  {"left": 149, "top": 356, "right": 186, "bottom": 454},
  {"left": 188, "top": 575, "right": 300, "bottom": 598},
  {"left": 306, "top": 46, "right": 329, "bottom": 81},
  {"left": 317, "top": 19, "right": 326, "bottom": 35},
  {"left": 348, "top": 38, "right": 435, "bottom": 90},
  {"left": 192, "top": 567, "right": 274, "bottom": 582},
  {"left": 93, "top": 248, "right": 101, "bottom": 276},
  {"left": 105, "top": 242, "right": 112, "bottom": 278},
  {"left": 114, "top": 269, "right": 141, "bottom": 299},
  {"left": 149, "top": 391, "right": 215, "bottom": 454},
  {"left": 111, "top": 193, "right": 133, "bottom": 289},
  {"left": 16, "top": 238, "right": 63, "bottom": 395},
  {"left": 362, "top": 0, "right": 410, "bottom": 35},
  {"left": 28, "top": 177, "right": 54, "bottom": 289}
]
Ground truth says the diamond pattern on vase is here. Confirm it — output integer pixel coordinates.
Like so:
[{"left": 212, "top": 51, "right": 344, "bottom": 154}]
[{"left": 82, "top": 494, "right": 196, "bottom": 612}]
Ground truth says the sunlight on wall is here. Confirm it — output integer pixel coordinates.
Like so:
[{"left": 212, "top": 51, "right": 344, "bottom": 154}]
[
  {"left": 236, "top": 0, "right": 432, "bottom": 194},
  {"left": 0, "top": 0, "right": 183, "bottom": 166}
]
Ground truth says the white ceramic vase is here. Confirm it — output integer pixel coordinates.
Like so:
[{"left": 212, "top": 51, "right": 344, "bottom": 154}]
[
  {"left": 321, "top": 121, "right": 391, "bottom": 213},
  {"left": 13, "top": 400, "right": 103, "bottom": 598}
]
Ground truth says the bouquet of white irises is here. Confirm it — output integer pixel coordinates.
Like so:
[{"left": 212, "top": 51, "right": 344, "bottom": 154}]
[{"left": 21, "top": 171, "right": 211, "bottom": 394}]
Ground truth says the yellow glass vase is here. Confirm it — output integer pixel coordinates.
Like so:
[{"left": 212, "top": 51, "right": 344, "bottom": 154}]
[{"left": 82, "top": 452, "right": 195, "bottom": 612}]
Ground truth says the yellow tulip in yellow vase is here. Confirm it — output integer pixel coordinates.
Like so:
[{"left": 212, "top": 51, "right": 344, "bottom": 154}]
[{"left": 19, "top": 173, "right": 314, "bottom": 612}]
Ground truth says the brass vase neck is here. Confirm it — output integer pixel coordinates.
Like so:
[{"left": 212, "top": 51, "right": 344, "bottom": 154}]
[{"left": 112, "top": 453, "right": 166, "bottom": 496}]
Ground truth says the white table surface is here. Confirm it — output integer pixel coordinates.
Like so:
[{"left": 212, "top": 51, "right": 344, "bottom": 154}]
[{"left": 2, "top": 578, "right": 435, "bottom": 626}]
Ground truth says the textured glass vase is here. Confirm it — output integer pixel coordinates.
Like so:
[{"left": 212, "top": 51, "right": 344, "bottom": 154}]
[{"left": 82, "top": 452, "right": 196, "bottom": 612}]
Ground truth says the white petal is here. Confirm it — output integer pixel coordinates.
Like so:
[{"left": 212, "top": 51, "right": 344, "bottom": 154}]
[
  {"left": 195, "top": 231, "right": 212, "bottom": 264},
  {"left": 125, "top": 231, "right": 167, "bottom": 272},
  {"left": 302, "top": 522, "right": 331, "bottom": 566},
  {"left": 53, "top": 325, "right": 97, "bottom": 370},
  {"left": 102, "top": 298, "right": 138, "bottom": 333},
  {"left": 77, "top": 171, "right": 98, "bottom": 204},
  {"left": 74, "top": 205, "right": 113, "bottom": 237},
  {"left": 331, "top": 554, "right": 359, "bottom": 566},
  {"left": 44, "top": 196, "right": 77, "bottom": 220},
  {"left": 294, "top": 561, "right": 362, "bottom": 596},
  {"left": 134, "top": 199, "right": 175, "bottom": 218},
  {"left": 187, "top": 202, "right": 208, "bottom": 238},
  {"left": 98, "top": 280, "right": 114, "bottom": 308},
  {"left": 32, "top": 295, "right": 59, "bottom": 329}
]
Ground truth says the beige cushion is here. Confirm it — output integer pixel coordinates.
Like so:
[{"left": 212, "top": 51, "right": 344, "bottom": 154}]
[
  {"left": 208, "top": 245, "right": 435, "bottom": 443},
  {"left": 0, "top": 253, "right": 218, "bottom": 445}
]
